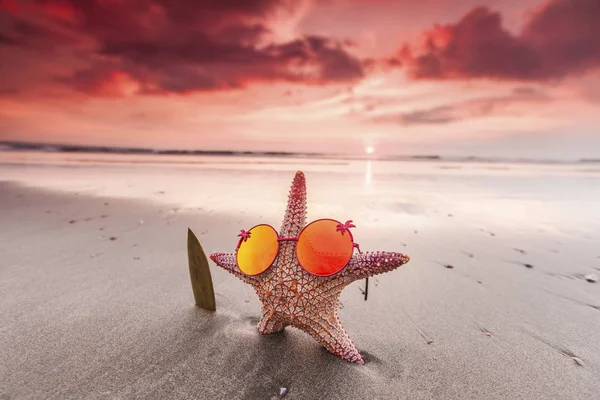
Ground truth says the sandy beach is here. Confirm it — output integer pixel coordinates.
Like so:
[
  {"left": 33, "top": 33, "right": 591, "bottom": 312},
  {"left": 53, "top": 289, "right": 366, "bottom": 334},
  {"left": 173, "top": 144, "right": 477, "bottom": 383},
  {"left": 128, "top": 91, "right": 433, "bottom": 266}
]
[{"left": 1, "top": 151, "right": 600, "bottom": 399}]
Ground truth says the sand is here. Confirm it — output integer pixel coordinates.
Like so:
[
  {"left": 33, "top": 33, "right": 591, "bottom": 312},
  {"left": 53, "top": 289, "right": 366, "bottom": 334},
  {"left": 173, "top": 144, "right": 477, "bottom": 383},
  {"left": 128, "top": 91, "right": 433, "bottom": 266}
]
[{"left": 1, "top": 152, "right": 599, "bottom": 399}]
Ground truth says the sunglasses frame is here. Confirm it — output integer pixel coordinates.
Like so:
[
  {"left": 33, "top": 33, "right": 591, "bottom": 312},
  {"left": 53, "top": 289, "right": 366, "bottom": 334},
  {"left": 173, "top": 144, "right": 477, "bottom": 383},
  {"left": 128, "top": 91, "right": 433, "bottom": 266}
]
[{"left": 235, "top": 218, "right": 360, "bottom": 277}]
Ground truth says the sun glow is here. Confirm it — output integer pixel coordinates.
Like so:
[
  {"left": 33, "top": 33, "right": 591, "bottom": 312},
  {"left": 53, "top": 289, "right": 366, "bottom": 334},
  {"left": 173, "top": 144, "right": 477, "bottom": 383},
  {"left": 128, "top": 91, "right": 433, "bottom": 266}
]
[{"left": 365, "top": 146, "right": 375, "bottom": 154}]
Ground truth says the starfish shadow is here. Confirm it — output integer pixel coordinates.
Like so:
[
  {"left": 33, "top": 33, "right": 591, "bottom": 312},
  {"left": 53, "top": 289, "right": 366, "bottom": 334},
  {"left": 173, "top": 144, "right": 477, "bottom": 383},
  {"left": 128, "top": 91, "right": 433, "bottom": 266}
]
[{"left": 168, "top": 308, "right": 392, "bottom": 398}]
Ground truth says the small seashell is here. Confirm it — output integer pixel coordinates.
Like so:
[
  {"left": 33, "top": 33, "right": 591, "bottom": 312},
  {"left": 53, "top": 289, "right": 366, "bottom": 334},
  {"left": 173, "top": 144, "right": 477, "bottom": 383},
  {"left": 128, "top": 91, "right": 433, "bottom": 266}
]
[
  {"left": 584, "top": 274, "right": 598, "bottom": 283},
  {"left": 279, "top": 387, "right": 288, "bottom": 397},
  {"left": 572, "top": 357, "right": 584, "bottom": 366}
]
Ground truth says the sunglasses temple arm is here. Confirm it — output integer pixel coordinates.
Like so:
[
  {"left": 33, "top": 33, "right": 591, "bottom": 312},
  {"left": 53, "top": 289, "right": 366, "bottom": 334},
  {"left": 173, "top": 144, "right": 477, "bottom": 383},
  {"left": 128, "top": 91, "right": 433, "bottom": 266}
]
[{"left": 353, "top": 243, "right": 369, "bottom": 301}]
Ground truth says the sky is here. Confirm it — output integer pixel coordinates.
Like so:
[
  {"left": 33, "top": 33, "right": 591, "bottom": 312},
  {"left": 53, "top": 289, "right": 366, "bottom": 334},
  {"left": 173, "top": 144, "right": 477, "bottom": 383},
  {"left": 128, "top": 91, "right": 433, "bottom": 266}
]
[{"left": 0, "top": 0, "right": 599, "bottom": 159}]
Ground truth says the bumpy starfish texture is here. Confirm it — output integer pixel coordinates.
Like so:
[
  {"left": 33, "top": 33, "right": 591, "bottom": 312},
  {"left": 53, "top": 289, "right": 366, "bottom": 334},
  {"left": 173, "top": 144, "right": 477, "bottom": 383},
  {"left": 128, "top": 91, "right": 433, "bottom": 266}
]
[{"left": 210, "top": 171, "right": 410, "bottom": 364}]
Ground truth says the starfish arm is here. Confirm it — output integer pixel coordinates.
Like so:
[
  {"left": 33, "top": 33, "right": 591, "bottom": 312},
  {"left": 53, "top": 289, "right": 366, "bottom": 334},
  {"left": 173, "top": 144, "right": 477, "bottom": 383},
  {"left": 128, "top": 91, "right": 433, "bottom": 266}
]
[
  {"left": 280, "top": 171, "right": 307, "bottom": 238},
  {"left": 297, "top": 314, "right": 364, "bottom": 364},
  {"left": 209, "top": 252, "right": 253, "bottom": 283},
  {"left": 340, "top": 251, "right": 410, "bottom": 282},
  {"left": 257, "top": 307, "right": 288, "bottom": 334}
]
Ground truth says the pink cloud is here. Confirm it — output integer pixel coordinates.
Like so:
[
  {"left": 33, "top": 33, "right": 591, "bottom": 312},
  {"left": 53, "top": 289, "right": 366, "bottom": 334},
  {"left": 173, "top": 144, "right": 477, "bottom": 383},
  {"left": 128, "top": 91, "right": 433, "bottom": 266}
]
[
  {"left": 397, "top": 0, "right": 600, "bottom": 81},
  {"left": 0, "top": 0, "right": 365, "bottom": 96}
]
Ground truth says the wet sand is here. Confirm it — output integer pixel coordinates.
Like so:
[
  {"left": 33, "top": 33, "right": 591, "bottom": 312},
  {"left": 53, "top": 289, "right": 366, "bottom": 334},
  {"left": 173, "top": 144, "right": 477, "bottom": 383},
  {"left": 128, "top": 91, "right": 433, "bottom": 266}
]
[{"left": 1, "top": 157, "right": 599, "bottom": 399}]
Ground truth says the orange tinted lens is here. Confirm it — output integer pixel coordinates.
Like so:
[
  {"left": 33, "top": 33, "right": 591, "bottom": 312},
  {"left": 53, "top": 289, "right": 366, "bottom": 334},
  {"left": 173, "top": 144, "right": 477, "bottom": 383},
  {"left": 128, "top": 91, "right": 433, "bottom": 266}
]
[
  {"left": 297, "top": 219, "right": 353, "bottom": 276},
  {"left": 237, "top": 225, "right": 279, "bottom": 275}
]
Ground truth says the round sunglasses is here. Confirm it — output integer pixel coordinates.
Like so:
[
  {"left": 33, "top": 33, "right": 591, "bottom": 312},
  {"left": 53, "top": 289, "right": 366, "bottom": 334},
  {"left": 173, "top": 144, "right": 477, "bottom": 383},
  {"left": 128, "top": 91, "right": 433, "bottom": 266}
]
[{"left": 236, "top": 219, "right": 362, "bottom": 277}]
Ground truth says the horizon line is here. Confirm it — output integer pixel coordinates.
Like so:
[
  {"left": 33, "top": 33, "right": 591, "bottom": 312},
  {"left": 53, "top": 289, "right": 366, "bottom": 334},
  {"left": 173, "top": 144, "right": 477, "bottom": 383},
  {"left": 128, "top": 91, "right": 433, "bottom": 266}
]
[{"left": 1, "top": 140, "right": 599, "bottom": 165}]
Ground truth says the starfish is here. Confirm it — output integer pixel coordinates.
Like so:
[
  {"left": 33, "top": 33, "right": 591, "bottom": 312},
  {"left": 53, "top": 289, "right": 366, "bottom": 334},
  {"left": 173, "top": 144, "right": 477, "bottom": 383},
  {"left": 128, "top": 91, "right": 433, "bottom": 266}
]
[{"left": 210, "top": 171, "right": 410, "bottom": 364}]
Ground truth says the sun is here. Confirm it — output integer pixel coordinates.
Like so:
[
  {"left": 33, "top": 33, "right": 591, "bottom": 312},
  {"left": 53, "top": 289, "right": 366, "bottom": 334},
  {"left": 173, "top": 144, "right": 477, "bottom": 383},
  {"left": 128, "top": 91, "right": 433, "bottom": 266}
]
[{"left": 365, "top": 146, "right": 375, "bottom": 154}]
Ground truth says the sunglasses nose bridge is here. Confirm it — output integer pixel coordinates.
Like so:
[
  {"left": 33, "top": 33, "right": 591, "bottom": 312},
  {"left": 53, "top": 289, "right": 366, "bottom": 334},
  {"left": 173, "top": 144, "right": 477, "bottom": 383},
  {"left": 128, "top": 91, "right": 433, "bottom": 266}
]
[{"left": 277, "top": 237, "right": 298, "bottom": 243}]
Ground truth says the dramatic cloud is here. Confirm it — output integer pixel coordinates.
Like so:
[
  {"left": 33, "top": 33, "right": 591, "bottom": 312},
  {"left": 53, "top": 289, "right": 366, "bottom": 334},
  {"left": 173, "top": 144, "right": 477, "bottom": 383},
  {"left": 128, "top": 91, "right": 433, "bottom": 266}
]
[
  {"left": 3, "top": 0, "right": 599, "bottom": 96},
  {"left": 398, "top": 0, "right": 600, "bottom": 81},
  {"left": 0, "top": 0, "right": 364, "bottom": 95}
]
